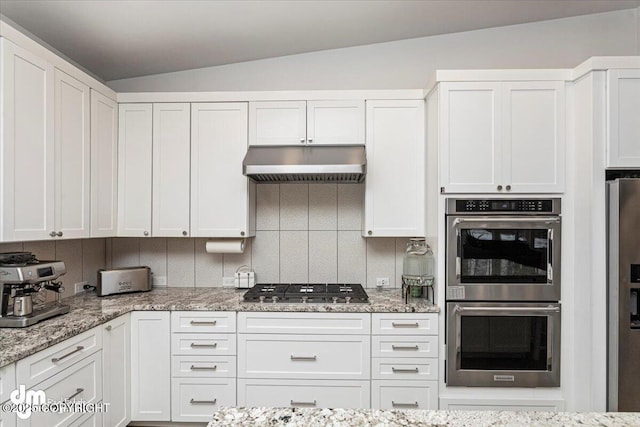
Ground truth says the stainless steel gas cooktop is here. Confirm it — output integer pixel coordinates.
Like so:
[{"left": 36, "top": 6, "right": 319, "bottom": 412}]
[{"left": 243, "top": 283, "right": 369, "bottom": 304}]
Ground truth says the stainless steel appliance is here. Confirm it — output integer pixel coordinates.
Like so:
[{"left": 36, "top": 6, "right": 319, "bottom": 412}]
[
  {"left": 447, "top": 302, "right": 561, "bottom": 387},
  {"left": 242, "top": 145, "right": 366, "bottom": 183},
  {"left": 446, "top": 198, "right": 561, "bottom": 301},
  {"left": 243, "top": 283, "right": 369, "bottom": 304},
  {"left": 97, "top": 266, "right": 152, "bottom": 297},
  {"left": 445, "top": 198, "right": 562, "bottom": 387},
  {"left": 607, "top": 178, "right": 640, "bottom": 411},
  {"left": 0, "top": 252, "right": 69, "bottom": 328}
]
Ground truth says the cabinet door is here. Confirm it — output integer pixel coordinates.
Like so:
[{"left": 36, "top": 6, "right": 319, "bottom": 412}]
[
  {"left": 90, "top": 90, "right": 118, "bottom": 237},
  {"left": 307, "top": 100, "right": 364, "bottom": 145},
  {"left": 0, "top": 38, "right": 54, "bottom": 241},
  {"left": 152, "top": 103, "right": 190, "bottom": 237},
  {"left": 130, "top": 311, "right": 170, "bottom": 422},
  {"left": 248, "top": 101, "right": 306, "bottom": 146},
  {"left": 607, "top": 69, "right": 640, "bottom": 167},
  {"left": 54, "top": 69, "right": 90, "bottom": 239},
  {"left": 117, "top": 104, "right": 152, "bottom": 237},
  {"left": 191, "top": 103, "right": 254, "bottom": 237},
  {"left": 439, "top": 82, "right": 502, "bottom": 193},
  {"left": 364, "top": 100, "right": 425, "bottom": 237},
  {"left": 503, "top": 81, "right": 565, "bottom": 192},
  {"left": 103, "top": 314, "right": 131, "bottom": 427}
]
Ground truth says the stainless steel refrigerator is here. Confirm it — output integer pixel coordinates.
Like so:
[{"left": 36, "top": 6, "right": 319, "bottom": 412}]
[{"left": 608, "top": 178, "right": 640, "bottom": 412}]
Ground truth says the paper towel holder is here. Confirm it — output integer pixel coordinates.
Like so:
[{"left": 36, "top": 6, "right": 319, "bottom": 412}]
[{"left": 234, "top": 265, "right": 255, "bottom": 289}]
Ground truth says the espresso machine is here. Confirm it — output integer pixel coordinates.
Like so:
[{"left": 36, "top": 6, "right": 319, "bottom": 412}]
[{"left": 0, "top": 252, "right": 70, "bottom": 327}]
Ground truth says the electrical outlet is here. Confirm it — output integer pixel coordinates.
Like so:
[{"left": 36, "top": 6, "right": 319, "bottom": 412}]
[
  {"left": 74, "top": 281, "right": 88, "bottom": 294},
  {"left": 376, "top": 277, "right": 390, "bottom": 288},
  {"left": 153, "top": 275, "right": 167, "bottom": 287},
  {"left": 222, "top": 276, "right": 235, "bottom": 287}
]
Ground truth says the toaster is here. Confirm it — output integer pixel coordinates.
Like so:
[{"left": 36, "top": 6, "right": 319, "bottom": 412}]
[{"left": 97, "top": 266, "right": 152, "bottom": 297}]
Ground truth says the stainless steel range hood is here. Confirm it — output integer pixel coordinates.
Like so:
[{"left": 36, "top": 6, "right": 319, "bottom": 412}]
[{"left": 242, "top": 145, "right": 366, "bottom": 183}]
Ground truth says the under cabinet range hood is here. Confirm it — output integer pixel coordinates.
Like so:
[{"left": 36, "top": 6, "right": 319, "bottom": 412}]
[{"left": 242, "top": 145, "right": 366, "bottom": 183}]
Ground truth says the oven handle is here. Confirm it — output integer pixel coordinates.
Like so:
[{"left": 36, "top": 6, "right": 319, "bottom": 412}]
[
  {"left": 452, "top": 217, "right": 560, "bottom": 226},
  {"left": 454, "top": 305, "right": 560, "bottom": 313}
]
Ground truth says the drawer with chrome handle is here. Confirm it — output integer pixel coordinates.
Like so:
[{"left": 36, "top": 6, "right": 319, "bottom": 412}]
[
  {"left": 372, "top": 335, "right": 438, "bottom": 358},
  {"left": 171, "top": 311, "right": 236, "bottom": 333},
  {"left": 171, "top": 355, "right": 236, "bottom": 378},
  {"left": 171, "top": 333, "right": 236, "bottom": 356},
  {"left": 372, "top": 357, "right": 438, "bottom": 380},
  {"left": 372, "top": 313, "right": 437, "bottom": 335},
  {"left": 16, "top": 327, "right": 101, "bottom": 388},
  {"left": 171, "top": 377, "right": 235, "bottom": 422},
  {"left": 371, "top": 380, "right": 438, "bottom": 410}
]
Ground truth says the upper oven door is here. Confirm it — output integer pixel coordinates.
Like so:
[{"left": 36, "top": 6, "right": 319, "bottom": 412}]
[{"left": 447, "top": 215, "right": 561, "bottom": 301}]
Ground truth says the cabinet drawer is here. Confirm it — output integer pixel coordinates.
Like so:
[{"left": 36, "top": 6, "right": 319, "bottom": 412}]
[
  {"left": 171, "top": 378, "right": 235, "bottom": 422},
  {"left": 238, "top": 379, "right": 370, "bottom": 409},
  {"left": 171, "top": 355, "right": 236, "bottom": 378},
  {"left": 0, "top": 363, "right": 16, "bottom": 404},
  {"left": 21, "top": 351, "right": 102, "bottom": 427},
  {"left": 372, "top": 335, "right": 438, "bottom": 358},
  {"left": 171, "top": 333, "right": 236, "bottom": 356},
  {"left": 171, "top": 311, "right": 236, "bottom": 333},
  {"left": 238, "top": 312, "right": 370, "bottom": 334},
  {"left": 371, "top": 357, "right": 437, "bottom": 380},
  {"left": 372, "top": 313, "right": 437, "bottom": 335},
  {"left": 16, "top": 327, "right": 102, "bottom": 388},
  {"left": 371, "top": 380, "right": 438, "bottom": 410},
  {"left": 238, "top": 334, "right": 369, "bottom": 379}
]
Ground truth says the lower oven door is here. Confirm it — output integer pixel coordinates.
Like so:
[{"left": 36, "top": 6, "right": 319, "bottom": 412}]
[{"left": 446, "top": 302, "right": 561, "bottom": 387}]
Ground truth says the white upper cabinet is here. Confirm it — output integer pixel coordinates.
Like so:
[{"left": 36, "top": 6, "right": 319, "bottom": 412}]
[
  {"left": 438, "top": 80, "right": 565, "bottom": 193},
  {"left": 191, "top": 102, "right": 255, "bottom": 238},
  {"left": 90, "top": 89, "right": 118, "bottom": 237},
  {"left": 54, "top": 69, "right": 90, "bottom": 239},
  {"left": 364, "top": 100, "right": 425, "bottom": 237},
  {"left": 249, "top": 100, "right": 364, "bottom": 146},
  {"left": 0, "top": 38, "right": 55, "bottom": 241},
  {"left": 118, "top": 103, "right": 152, "bottom": 237},
  {"left": 152, "top": 103, "right": 191, "bottom": 237},
  {"left": 607, "top": 69, "right": 640, "bottom": 168}
]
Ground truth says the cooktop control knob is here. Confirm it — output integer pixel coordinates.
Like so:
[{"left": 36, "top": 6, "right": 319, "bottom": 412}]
[
  {"left": 345, "top": 296, "right": 351, "bottom": 304},
  {"left": 259, "top": 295, "right": 265, "bottom": 303},
  {"left": 271, "top": 296, "right": 279, "bottom": 303},
  {"left": 332, "top": 296, "right": 338, "bottom": 304}
]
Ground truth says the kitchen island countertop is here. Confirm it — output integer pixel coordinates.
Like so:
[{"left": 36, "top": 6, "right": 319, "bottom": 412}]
[
  {"left": 0, "top": 287, "right": 437, "bottom": 367},
  {"left": 208, "top": 407, "right": 640, "bottom": 427}
]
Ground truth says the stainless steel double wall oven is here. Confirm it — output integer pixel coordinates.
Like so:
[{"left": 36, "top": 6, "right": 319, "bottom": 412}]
[{"left": 445, "top": 198, "right": 562, "bottom": 387}]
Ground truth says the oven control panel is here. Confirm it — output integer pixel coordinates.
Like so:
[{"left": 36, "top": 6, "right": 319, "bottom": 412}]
[{"left": 454, "top": 199, "right": 555, "bottom": 213}]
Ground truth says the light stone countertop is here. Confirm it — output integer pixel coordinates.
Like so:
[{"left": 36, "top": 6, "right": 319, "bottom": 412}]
[
  {"left": 208, "top": 407, "right": 640, "bottom": 427},
  {"left": 0, "top": 287, "right": 437, "bottom": 367}
]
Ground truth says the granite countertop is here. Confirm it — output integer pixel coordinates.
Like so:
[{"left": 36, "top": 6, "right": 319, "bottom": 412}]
[
  {"left": 209, "top": 407, "right": 640, "bottom": 427},
  {"left": 0, "top": 287, "right": 437, "bottom": 367}
]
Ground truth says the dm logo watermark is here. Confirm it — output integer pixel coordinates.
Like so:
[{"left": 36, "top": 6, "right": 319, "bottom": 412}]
[
  {"left": 2, "top": 385, "right": 109, "bottom": 420},
  {"left": 9, "top": 385, "right": 46, "bottom": 419}
]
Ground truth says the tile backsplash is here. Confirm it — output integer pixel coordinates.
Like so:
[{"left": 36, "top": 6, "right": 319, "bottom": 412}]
[{"left": 0, "top": 184, "right": 412, "bottom": 293}]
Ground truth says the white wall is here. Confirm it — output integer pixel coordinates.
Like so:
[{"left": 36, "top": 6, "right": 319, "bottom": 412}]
[{"left": 108, "top": 8, "right": 640, "bottom": 92}]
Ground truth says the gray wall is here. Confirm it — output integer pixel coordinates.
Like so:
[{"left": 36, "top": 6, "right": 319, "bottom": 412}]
[{"left": 108, "top": 8, "right": 640, "bottom": 92}]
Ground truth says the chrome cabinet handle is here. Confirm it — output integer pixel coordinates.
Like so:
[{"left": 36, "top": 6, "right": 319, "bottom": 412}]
[
  {"left": 52, "top": 346, "right": 84, "bottom": 363},
  {"left": 290, "top": 355, "right": 317, "bottom": 361},
  {"left": 49, "top": 231, "right": 57, "bottom": 237},
  {"left": 392, "top": 322, "right": 419, "bottom": 328},
  {"left": 392, "top": 401, "right": 419, "bottom": 408},
  {"left": 190, "top": 365, "right": 217, "bottom": 371},
  {"left": 57, "top": 231, "right": 63, "bottom": 237},
  {"left": 190, "top": 320, "right": 217, "bottom": 326},
  {"left": 67, "top": 388, "right": 84, "bottom": 400},
  {"left": 367, "top": 230, "right": 372, "bottom": 236},
  {"left": 300, "top": 138, "right": 305, "bottom": 144},
  {"left": 506, "top": 185, "right": 512, "bottom": 191},
  {"left": 190, "top": 343, "right": 217, "bottom": 348},
  {"left": 291, "top": 400, "right": 317, "bottom": 406},
  {"left": 497, "top": 185, "right": 503, "bottom": 191},
  {"left": 190, "top": 398, "right": 217, "bottom": 405},
  {"left": 392, "top": 367, "right": 419, "bottom": 373},
  {"left": 240, "top": 231, "right": 245, "bottom": 236},
  {"left": 308, "top": 138, "right": 313, "bottom": 143},
  {"left": 453, "top": 217, "right": 560, "bottom": 225},
  {"left": 454, "top": 305, "right": 560, "bottom": 313},
  {"left": 182, "top": 230, "right": 188, "bottom": 236},
  {"left": 143, "top": 231, "right": 149, "bottom": 236},
  {"left": 392, "top": 345, "right": 419, "bottom": 351},
  {"left": 105, "top": 325, "right": 112, "bottom": 331}
]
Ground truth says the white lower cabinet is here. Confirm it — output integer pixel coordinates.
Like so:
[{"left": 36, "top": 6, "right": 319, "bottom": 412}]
[
  {"left": 371, "top": 313, "right": 439, "bottom": 410},
  {"left": 237, "top": 312, "right": 371, "bottom": 409},
  {"left": 372, "top": 380, "right": 438, "bottom": 410},
  {"left": 238, "top": 379, "right": 370, "bottom": 408},
  {"left": 70, "top": 411, "right": 101, "bottom": 427},
  {"left": 171, "top": 311, "right": 236, "bottom": 422},
  {"left": 130, "top": 311, "right": 170, "bottom": 422},
  {"left": 102, "top": 314, "right": 130, "bottom": 427},
  {"left": 0, "top": 363, "right": 16, "bottom": 427}
]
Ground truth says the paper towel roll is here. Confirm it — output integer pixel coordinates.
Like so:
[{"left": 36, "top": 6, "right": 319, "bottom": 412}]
[{"left": 205, "top": 239, "right": 246, "bottom": 254}]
